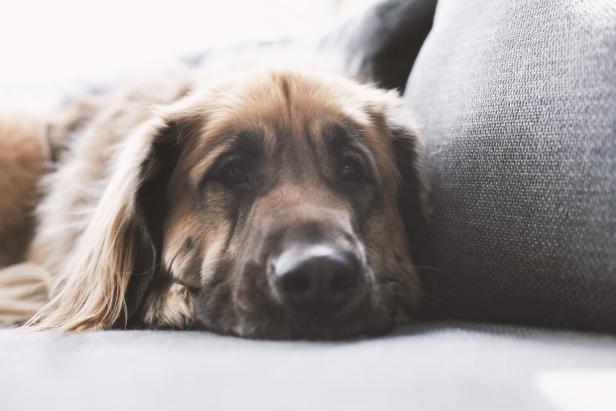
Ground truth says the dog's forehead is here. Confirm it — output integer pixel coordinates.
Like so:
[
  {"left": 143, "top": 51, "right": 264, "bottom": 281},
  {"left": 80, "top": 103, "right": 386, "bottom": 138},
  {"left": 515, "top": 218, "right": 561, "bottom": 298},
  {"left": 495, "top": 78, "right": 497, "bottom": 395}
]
[
  {"left": 223, "top": 76, "right": 367, "bottom": 145},
  {"left": 181, "top": 70, "right": 399, "bottom": 186},
  {"left": 200, "top": 70, "right": 373, "bottom": 133}
]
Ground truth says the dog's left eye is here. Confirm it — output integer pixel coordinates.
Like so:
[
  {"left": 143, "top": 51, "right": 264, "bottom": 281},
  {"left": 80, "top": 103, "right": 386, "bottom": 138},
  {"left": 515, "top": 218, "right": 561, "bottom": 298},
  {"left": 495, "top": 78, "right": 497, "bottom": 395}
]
[{"left": 340, "top": 157, "right": 366, "bottom": 184}]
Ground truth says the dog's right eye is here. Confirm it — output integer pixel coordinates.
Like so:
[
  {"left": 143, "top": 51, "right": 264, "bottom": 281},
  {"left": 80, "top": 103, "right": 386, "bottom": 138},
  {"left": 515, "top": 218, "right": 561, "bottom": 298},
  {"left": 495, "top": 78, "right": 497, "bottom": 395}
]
[
  {"left": 340, "top": 157, "right": 365, "bottom": 184},
  {"left": 216, "top": 161, "right": 251, "bottom": 187}
]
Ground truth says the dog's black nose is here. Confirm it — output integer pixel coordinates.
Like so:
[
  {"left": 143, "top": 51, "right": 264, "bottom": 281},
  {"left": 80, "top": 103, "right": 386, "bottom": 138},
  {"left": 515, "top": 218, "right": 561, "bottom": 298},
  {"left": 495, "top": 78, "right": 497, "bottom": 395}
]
[{"left": 272, "top": 246, "right": 362, "bottom": 313}]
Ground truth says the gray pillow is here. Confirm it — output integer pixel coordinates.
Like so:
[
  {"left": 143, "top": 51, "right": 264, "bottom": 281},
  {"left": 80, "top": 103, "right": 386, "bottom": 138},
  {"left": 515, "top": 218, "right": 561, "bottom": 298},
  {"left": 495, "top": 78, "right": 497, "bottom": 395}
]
[
  {"left": 405, "top": 0, "right": 616, "bottom": 332},
  {"left": 320, "top": 0, "right": 437, "bottom": 92}
]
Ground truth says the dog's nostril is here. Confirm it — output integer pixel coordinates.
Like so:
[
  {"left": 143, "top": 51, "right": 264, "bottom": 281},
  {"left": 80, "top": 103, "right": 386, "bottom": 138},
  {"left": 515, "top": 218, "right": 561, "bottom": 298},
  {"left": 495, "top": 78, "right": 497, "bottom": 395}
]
[
  {"left": 329, "top": 267, "right": 357, "bottom": 292},
  {"left": 280, "top": 271, "right": 311, "bottom": 294},
  {"left": 273, "top": 246, "right": 362, "bottom": 312}
]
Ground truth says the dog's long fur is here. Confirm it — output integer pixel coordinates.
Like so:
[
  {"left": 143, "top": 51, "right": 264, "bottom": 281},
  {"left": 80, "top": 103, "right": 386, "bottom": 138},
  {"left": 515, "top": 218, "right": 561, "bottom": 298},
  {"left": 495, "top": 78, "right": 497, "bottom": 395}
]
[
  {"left": 0, "top": 112, "right": 50, "bottom": 324},
  {"left": 0, "top": 110, "right": 47, "bottom": 266},
  {"left": 0, "top": 65, "right": 428, "bottom": 338}
]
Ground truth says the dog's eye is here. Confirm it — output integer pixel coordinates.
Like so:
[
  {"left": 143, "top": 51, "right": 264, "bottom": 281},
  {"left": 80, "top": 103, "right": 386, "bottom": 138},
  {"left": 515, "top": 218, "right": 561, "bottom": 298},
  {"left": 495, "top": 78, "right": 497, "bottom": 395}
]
[
  {"left": 340, "top": 157, "right": 365, "bottom": 184},
  {"left": 217, "top": 162, "right": 250, "bottom": 186}
]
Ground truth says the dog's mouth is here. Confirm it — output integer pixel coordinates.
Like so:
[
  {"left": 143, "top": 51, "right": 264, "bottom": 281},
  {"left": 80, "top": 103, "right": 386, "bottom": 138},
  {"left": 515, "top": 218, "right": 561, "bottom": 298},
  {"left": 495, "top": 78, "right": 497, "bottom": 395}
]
[
  {"left": 203, "top": 303, "right": 398, "bottom": 341},
  {"left": 238, "top": 298, "right": 398, "bottom": 341},
  {"left": 194, "top": 260, "right": 400, "bottom": 340}
]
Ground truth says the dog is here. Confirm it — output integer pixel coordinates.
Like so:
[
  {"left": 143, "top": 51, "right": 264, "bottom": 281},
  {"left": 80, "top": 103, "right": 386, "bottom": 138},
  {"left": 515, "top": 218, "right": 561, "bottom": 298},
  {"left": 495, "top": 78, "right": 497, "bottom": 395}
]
[{"left": 0, "top": 66, "right": 429, "bottom": 339}]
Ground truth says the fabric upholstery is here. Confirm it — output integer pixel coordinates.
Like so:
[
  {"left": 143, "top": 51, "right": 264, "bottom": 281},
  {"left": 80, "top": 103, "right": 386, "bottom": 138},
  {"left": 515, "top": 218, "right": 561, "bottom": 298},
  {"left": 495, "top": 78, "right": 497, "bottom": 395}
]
[
  {"left": 2, "top": 324, "right": 616, "bottom": 411},
  {"left": 320, "top": 0, "right": 437, "bottom": 91},
  {"left": 405, "top": 0, "right": 616, "bottom": 331}
]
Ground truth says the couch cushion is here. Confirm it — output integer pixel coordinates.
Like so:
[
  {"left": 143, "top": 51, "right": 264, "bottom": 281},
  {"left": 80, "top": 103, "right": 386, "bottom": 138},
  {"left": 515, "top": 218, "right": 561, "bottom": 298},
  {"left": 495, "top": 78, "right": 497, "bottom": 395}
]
[
  {"left": 320, "top": 0, "right": 437, "bottom": 91},
  {"left": 1, "top": 325, "right": 616, "bottom": 411},
  {"left": 404, "top": 0, "right": 616, "bottom": 331}
]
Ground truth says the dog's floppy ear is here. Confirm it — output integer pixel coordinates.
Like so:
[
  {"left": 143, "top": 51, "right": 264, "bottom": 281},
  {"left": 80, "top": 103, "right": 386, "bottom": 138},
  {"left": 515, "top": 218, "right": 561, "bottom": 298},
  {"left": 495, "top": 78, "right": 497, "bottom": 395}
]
[
  {"left": 28, "top": 112, "right": 195, "bottom": 331},
  {"left": 123, "top": 117, "right": 192, "bottom": 323},
  {"left": 388, "top": 111, "right": 431, "bottom": 270},
  {"left": 376, "top": 96, "right": 432, "bottom": 277}
]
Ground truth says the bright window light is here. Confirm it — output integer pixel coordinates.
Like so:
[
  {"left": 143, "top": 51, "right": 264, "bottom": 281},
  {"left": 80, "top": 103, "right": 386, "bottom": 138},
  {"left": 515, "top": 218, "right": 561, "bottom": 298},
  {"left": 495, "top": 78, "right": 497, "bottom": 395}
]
[{"left": 0, "top": 0, "right": 378, "bottom": 110}]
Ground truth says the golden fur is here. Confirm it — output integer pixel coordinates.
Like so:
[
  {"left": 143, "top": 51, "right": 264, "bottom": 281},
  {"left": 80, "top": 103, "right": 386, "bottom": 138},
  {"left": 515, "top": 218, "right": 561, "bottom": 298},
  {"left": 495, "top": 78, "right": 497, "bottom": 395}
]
[
  {"left": 0, "top": 66, "right": 428, "bottom": 338},
  {"left": 0, "top": 111, "right": 47, "bottom": 266},
  {"left": 0, "top": 112, "right": 50, "bottom": 324}
]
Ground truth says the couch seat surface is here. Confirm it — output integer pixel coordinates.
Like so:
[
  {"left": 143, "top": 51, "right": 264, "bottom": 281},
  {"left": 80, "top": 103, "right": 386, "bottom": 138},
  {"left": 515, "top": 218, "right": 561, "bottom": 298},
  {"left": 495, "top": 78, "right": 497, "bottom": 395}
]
[{"left": 1, "top": 322, "right": 615, "bottom": 411}]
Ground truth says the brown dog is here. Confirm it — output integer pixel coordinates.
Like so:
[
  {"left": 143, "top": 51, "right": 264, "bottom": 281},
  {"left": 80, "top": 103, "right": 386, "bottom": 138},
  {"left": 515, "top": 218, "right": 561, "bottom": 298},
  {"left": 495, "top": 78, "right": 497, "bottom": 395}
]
[{"left": 0, "top": 67, "right": 429, "bottom": 339}]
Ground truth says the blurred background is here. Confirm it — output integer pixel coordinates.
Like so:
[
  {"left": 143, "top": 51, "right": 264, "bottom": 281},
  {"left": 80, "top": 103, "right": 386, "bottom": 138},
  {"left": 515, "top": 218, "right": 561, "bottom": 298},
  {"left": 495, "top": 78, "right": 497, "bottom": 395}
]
[{"left": 0, "top": 0, "right": 377, "bottom": 111}]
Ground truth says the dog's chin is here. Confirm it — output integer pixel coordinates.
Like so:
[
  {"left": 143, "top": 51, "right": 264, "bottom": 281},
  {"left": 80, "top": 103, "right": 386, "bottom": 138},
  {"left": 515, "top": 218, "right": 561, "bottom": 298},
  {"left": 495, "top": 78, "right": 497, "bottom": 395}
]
[
  {"left": 195, "top": 296, "right": 398, "bottom": 341},
  {"left": 240, "top": 316, "right": 396, "bottom": 341},
  {"left": 230, "top": 315, "right": 395, "bottom": 341}
]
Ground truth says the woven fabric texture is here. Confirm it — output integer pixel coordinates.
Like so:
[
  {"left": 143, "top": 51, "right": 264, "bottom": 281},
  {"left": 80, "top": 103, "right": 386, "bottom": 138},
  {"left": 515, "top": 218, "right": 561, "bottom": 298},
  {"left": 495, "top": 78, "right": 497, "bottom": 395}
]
[{"left": 405, "top": 0, "right": 616, "bottom": 331}]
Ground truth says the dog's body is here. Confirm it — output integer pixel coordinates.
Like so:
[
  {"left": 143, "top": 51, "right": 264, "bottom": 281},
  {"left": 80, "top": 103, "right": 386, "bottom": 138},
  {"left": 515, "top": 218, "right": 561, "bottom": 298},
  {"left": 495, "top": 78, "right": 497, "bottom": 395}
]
[{"left": 0, "top": 65, "right": 429, "bottom": 339}]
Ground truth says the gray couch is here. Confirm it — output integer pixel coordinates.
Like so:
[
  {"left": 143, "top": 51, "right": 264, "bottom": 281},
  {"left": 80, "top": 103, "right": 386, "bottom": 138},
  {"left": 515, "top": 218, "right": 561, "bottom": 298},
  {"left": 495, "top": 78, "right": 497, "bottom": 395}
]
[
  {"left": 2, "top": 1, "right": 615, "bottom": 410},
  {"left": 2, "top": 323, "right": 616, "bottom": 411}
]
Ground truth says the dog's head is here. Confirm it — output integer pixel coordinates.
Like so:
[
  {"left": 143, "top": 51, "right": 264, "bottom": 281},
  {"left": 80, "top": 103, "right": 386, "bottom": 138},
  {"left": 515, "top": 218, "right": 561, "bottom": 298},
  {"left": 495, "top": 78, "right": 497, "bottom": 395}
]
[{"left": 35, "top": 69, "right": 429, "bottom": 339}]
